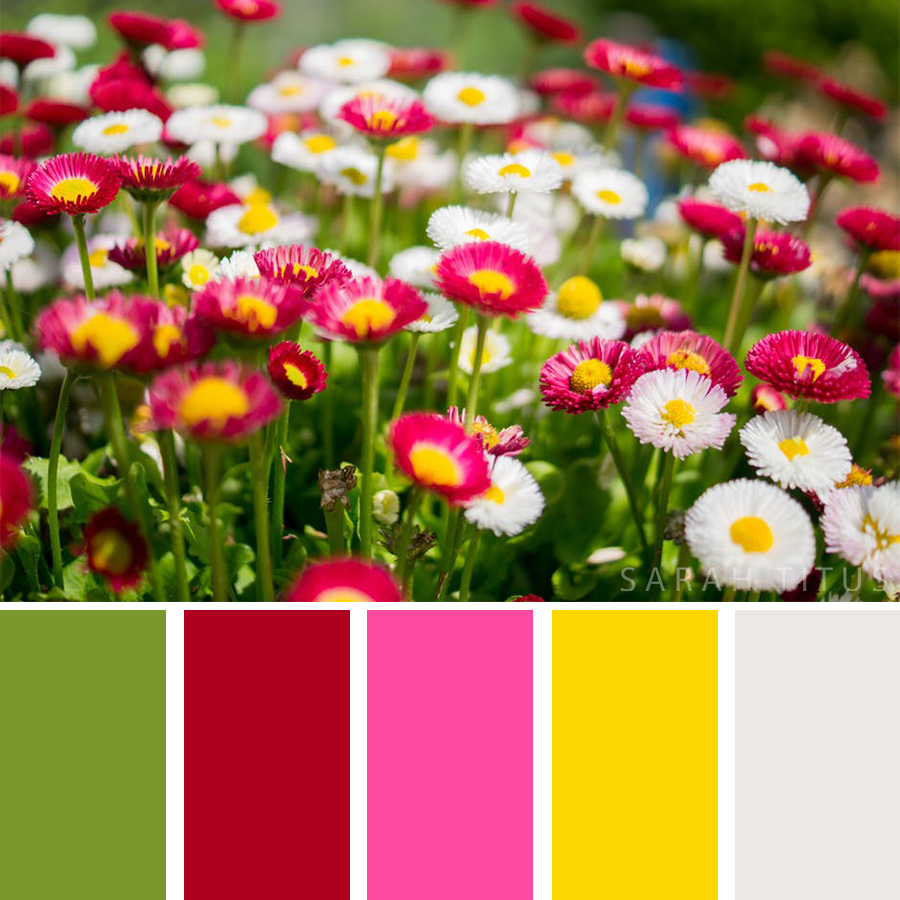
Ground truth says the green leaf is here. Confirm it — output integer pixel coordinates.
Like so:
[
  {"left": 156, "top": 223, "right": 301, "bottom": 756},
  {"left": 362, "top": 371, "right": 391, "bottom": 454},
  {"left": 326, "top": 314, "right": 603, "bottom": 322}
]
[
  {"left": 13, "top": 535, "right": 42, "bottom": 593},
  {"left": 69, "top": 470, "right": 120, "bottom": 524},
  {"left": 0, "top": 550, "right": 14, "bottom": 596},
  {"left": 552, "top": 564, "right": 601, "bottom": 601},
  {"left": 23, "top": 456, "right": 82, "bottom": 511}
]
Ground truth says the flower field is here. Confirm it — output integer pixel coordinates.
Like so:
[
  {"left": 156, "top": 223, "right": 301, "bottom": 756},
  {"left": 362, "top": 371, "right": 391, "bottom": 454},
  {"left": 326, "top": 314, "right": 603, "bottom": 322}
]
[{"left": 0, "top": 1, "right": 897, "bottom": 602}]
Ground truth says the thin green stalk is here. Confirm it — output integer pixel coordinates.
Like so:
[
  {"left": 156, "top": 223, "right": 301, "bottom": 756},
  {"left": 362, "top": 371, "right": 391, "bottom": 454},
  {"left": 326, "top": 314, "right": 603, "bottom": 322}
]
[
  {"left": 322, "top": 341, "right": 335, "bottom": 467},
  {"left": 202, "top": 444, "right": 228, "bottom": 602},
  {"left": 230, "top": 22, "right": 245, "bottom": 102},
  {"left": 652, "top": 453, "right": 676, "bottom": 594},
  {"left": 437, "top": 506, "right": 466, "bottom": 601},
  {"left": 367, "top": 146, "right": 387, "bottom": 268},
  {"left": 446, "top": 305, "right": 469, "bottom": 408},
  {"left": 579, "top": 215, "right": 604, "bottom": 277},
  {"left": 249, "top": 432, "right": 274, "bottom": 602},
  {"left": 358, "top": 345, "right": 380, "bottom": 558},
  {"left": 723, "top": 218, "right": 759, "bottom": 355},
  {"left": 391, "top": 332, "right": 421, "bottom": 421},
  {"left": 458, "top": 528, "right": 481, "bottom": 602},
  {"left": 48, "top": 370, "right": 77, "bottom": 588},
  {"left": 71, "top": 214, "right": 95, "bottom": 300},
  {"left": 270, "top": 408, "right": 290, "bottom": 568},
  {"left": 464, "top": 316, "right": 489, "bottom": 430},
  {"left": 324, "top": 502, "right": 346, "bottom": 555},
  {"left": 0, "top": 284, "right": 21, "bottom": 343},
  {"left": 833, "top": 248, "right": 870, "bottom": 333},
  {"left": 159, "top": 429, "right": 190, "bottom": 603},
  {"left": 505, "top": 191, "right": 518, "bottom": 219},
  {"left": 394, "top": 488, "right": 422, "bottom": 588},
  {"left": 603, "top": 81, "right": 634, "bottom": 151},
  {"left": 142, "top": 201, "right": 160, "bottom": 299}
]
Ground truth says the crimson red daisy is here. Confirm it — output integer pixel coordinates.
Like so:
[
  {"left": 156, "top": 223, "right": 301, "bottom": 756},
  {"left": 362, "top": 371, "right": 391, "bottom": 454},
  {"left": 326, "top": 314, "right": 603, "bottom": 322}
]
[
  {"left": 11, "top": 198, "right": 59, "bottom": 228},
  {"left": 585, "top": 38, "right": 682, "bottom": 89},
  {"left": 25, "top": 99, "right": 89, "bottom": 129},
  {"left": 0, "top": 155, "right": 36, "bottom": 200},
  {"left": 530, "top": 68, "right": 597, "bottom": 96},
  {"left": 637, "top": 330, "right": 742, "bottom": 397},
  {"left": 836, "top": 207, "right": 900, "bottom": 253},
  {"left": 108, "top": 11, "right": 203, "bottom": 51},
  {"left": 0, "top": 123, "right": 54, "bottom": 158},
  {"left": 194, "top": 277, "right": 305, "bottom": 340},
  {"left": 26, "top": 151, "right": 121, "bottom": 216},
  {"left": 253, "top": 244, "right": 351, "bottom": 295},
  {"left": 511, "top": 2, "right": 581, "bottom": 44},
  {"left": 112, "top": 154, "right": 202, "bottom": 202},
  {"left": 686, "top": 70, "right": 734, "bottom": 100},
  {"left": 626, "top": 103, "right": 681, "bottom": 131},
  {"left": 817, "top": 77, "right": 886, "bottom": 121},
  {"left": 83, "top": 507, "right": 148, "bottom": 593},
  {"left": 168, "top": 178, "right": 241, "bottom": 220},
  {"left": 267, "top": 342, "right": 328, "bottom": 401},
  {"left": 677, "top": 198, "right": 743, "bottom": 239},
  {"left": 745, "top": 330, "right": 871, "bottom": 403},
  {"left": 108, "top": 228, "right": 200, "bottom": 272},
  {"left": 0, "top": 453, "right": 32, "bottom": 549},
  {"left": 215, "top": 0, "right": 282, "bottom": 21},
  {"left": 721, "top": 226, "right": 811, "bottom": 278},
  {"left": 0, "top": 84, "right": 18, "bottom": 116},
  {"left": 337, "top": 93, "right": 434, "bottom": 140},
  {"left": 666, "top": 125, "right": 746, "bottom": 169},
  {"left": 795, "top": 131, "right": 879, "bottom": 183},
  {"left": 763, "top": 50, "right": 821, "bottom": 83},
  {"left": 552, "top": 90, "right": 615, "bottom": 124},
  {"left": 0, "top": 32, "right": 55, "bottom": 68},
  {"left": 282, "top": 558, "right": 403, "bottom": 602},
  {"left": 744, "top": 115, "right": 801, "bottom": 169},
  {"left": 388, "top": 47, "right": 450, "bottom": 80}
]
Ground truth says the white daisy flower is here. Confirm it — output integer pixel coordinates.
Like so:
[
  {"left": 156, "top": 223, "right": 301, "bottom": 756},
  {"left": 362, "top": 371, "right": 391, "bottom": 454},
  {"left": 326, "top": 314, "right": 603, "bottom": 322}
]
[
  {"left": 464, "top": 456, "right": 545, "bottom": 536},
  {"left": 300, "top": 39, "right": 391, "bottom": 84},
  {"left": 215, "top": 249, "right": 259, "bottom": 280},
  {"left": 527, "top": 275, "right": 625, "bottom": 341},
  {"left": 708, "top": 159, "right": 810, "bottom": 225},
  {"left": 72, "top": 109, "right": 164, "bottom": 155},
  {"left": 459, "top": 325, "right": 512, "bottom": 375},
  {"left": 0, "top": 220, "right": 35, "bottom": 272},
  {"left": 23, "top": 44, "right": 75, "bottom": 83},
  {"left": 319, "top": 146, "right": 395, "bottom": 198},
  {"left": 522, "top": 118, "right": 595, "bottom": 152},
  {"left": 181, "top": 249, "right": 220, "bottom": 290},
  {"left": 465, "top": 149, "right": 564, "bottom": 196},
  {"left": 685, "top": 478, "right": 817, "bottom": 592},
  {"left": 44, "top": 64, "right": 98, "bottom": 105},
  {"left": 205, "top": 202, "right": 316, "bottom": 249},
  {"left": 388, "top": 245, "right": 440, "bottom": 289},
  {"left": 61, "top": 235, "right": 132, "bottom": 290},
  {"left": 0, "top": 241, "right": 59, "bottom": 293},
  {"left": 166, "top": 104, "right": 267, "bottom": 147},
  {"left": 167, "top": 83, "right": 219, "bottom": 109},
  {"left": 622, "top": 368, "right": 736, "bottom": 459},
  {"left": 321, "top": 251, "right": 377, "bottom": 281},
  {"left": 406, "top": 292, "right": 459, "bottom": 334},
  {"left": 27, "top": 13, "right": 97, "bottom": 50},
  {"left": 248, "top": 71, "right": 330, "bottom": 115},
  {"left": 572, "top": 169, "right": 648, "bottom": 219},
  {"left": 740, "top": 409, "right": 852, "bottom": 493},
  {"left": 703, "top": 239, "right": 733, "bottom": 274},
  {"left": 630, "top": 330, "right": 661, "bottom": 350},
  {"left": 0, "top": 343, "right": 41, "bottom": 390},
  {"left": 142, "top": 46, "right": 205, "bottom": 82},
  {"left": 822, "top": 483, "right": 900, "bottom": 584},
  {"left": 271, "top": 129, "right": 342, "bottom": 174},
  {"left": 388, "top": 138, "right": 456, "bottom": 192},
  {"left": 621, "top": 236, "right": 667, "bottom": 272},
  {"left": 427, "top": 206, "right": 532, "bottom": 255},
  {"left": 423, "top": 72, "right": 520, "bottom": 125}
]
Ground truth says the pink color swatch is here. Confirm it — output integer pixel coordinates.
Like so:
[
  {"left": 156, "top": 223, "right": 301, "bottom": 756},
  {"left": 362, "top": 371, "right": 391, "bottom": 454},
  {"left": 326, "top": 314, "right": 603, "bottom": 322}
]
[{"left": 367, "top": 611, "right": 533, "bottom": 899}]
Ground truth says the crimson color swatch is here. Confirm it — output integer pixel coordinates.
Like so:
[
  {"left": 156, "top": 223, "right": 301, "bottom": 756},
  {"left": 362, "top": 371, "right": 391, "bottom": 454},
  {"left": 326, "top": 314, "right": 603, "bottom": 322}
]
[{"left": 184, "top": 611, "right": 350, "bottom": 899}]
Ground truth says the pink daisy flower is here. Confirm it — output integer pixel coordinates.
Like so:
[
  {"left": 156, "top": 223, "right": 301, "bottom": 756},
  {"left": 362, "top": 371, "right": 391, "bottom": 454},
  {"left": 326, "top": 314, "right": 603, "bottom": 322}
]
[
  {"left": 305, "top": 277, "right": 426, "bottom": 343},
  {"left": 83, "top": 507, "right": 148, "bottom": 593},
  {"left": 511, "top": 2, "right": 581, "bottom": 44},
  {"left": 194, "top": 276, "right": 305, "bottom": 339},
  {"left": 677, "top": 198, "right": 742, "bottom": 239},
  {"left": 127, "top": 300, "right": 214, "bottom": 375},
  {"left": 435, "top": 241, "right": 547, "bottom": 319},
  {"left": 744, "top": 115, "right": 802, "bottom": 169},
  {"left": 0, "top": 453, "right": 32, "bottom": 549},
  {"left": 666, "top": 125, "right": 746, "bottom": 169},
  {"left": 0, "top": 31, "right": 55, "bottom": 69},
  {"left": 626, "top": 102, "right": 681, "bottom": 131},
  {"left": 108, "top": 11, "right": 203, "bottom": 52},
  {"left": 721, "top": 226, "right": 811, "bottom": 278},
  {"left": 584, "top": 39, "right": 682, "bottom": 89},
  {"left": 763, "top": 50, "right": 821, "bottom": 83},
  {"left": 447, "top": 407, "right": 530, "bottom": 457},
  {"left": 26, "top": 151, "right": 121, "bottom": 216},
  {"left": 267, "top": 341, "right": 328, "bottom": 401},
  {"left": 637, "top": 330, "right": 742, "bottom": 397},
  {"left": 540, "top": 338, "right": 646, "bottom": 414},
  {"left": 618, "top": 293, "right": 692, "bottom": 340},
  {"left": 168, "top": 179, "right": 241, "bottom": 220},
  {"left": 337, "top": 93, "right": 435, "bottom": 140},
  {"left": 108, "top": 228, "right": 199, "bottom": 271},
  {"left": 0, "top": 155, "right": 35, "bottom": 200},
  {"left": 389, "top": 412, "right": 491, "bottom": 504},
  {"left": 112, "top": 154, "right": 202, "bottom": 202},
  {"left": 146, "top": 360, "right": 281, "bottom": 442},
  {"left": 745, "top": 330, "right": 871, "bottom": 403},
  {"left": 836, "top": 207, "right": 900, "bottom": 253},
  {"left": 253, "top": 244, "right": 352, "bottom": 295},
  {"left": 215, "top": 0, "right": 282, "bottom": 22},
  {"left": 530, "top": 68, "right": 597, "bottom": 97},
  {"left": 552, "top": 90, "right": 615, "bottom": 125},
  {"left": 387, "top": 47, "right": 450, "bottom": 81},
  {"left": 25, "top": 99, "right": 90, "bottom": 129},
  {"left": 795, "top": 132, "right": 879, "bottom": 183},
  {"left": 282, "top": 557, "right": 402, "bottom": 602},
  {"left": 817, "top": 77, "right": 886, "bottom": 121}
]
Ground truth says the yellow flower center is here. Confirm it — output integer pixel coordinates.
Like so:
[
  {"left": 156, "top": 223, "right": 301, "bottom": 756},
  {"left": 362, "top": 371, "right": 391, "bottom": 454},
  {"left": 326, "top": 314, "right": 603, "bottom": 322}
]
[
  {"left": 371, "top": 109, "right": 398, "bottom": 131},
  {"left": 50, "top": 176, "right": 97, "bottom": 203},
  {"left": 90, "top": 528, "right": 134, "bottom": 576},
  {"left": 667, "top": 349, "right": 710, "bottom": 375},
  {"left": 341, "top": 298, "right": 396, "bottom": 339},
  {"left": 211, "top": 116, "right": 232, "bottom": 127},
  {"left": 340, "top": 166, "right": 368, "bottom": 186},
  {"left": 88, "top": 248, "right": 109, "bottom": 267},
  {"left": 792, "top": 355, "right": 826, "bottom": 381},
  {"left": 484, "top": 484, "right": 505, "bottom": 504},
  {"left": 408, "top": 445, "right": 461, "bottom": 487},
  {"left": 179, "top": 377, "right": 250, "bottom": 428},
  {"left": 0, "top": 172, "right": 20, "bottom": 193},
  {"left": 337, "top": 56, "right": 356, "bottom": 67},
  {"left": 229, "top": 293, "right": 278, "bottom": 332},
  {"left": 284, "top": 263, "right": 318, "bottom": 281},
  {"left": 188, "top": 263, "right": 210, "bottom": 285},
  {"left": 304, "top": 134, "right": 337, "bottom": 154},
  {"left": 836, "top": 465, "right": 872, "bottom": 488},
  {"left": 660, "top": 399, "right": 695, "bottom": 430},
  {"left": 102, "top": 123, "right": 130, "bottom": 136},
  {"left": 552, "top": 151, "right": 575, "bottom": 167},
  {"left": 283, "top": 362, "right": 308, "bottom": 388},
  {"left": 748, "top": 182, "right": 771, "bottom": 193},
  {"left": 0, "top": 365, "right": 16, "bottom": 379},
  {"left": 556, "top": 276, "right": 602, "bottom": 319},
  {"left": 622, "top": 59, "right": 651, "bottom": 78},
  {"left": 153, "top": 324, "right": 183, "bottom": 358},
  {"left": 596, "top": 189, "right": 622, "bottom": 204},
  {"left": 279, "top": 85, "right": 303, "bottom": 97},
  {"left": 315, "top": 587, "right": 371, "bottom": 602},
  {"left": 457, "top": 86, "right": 486, "bottom": 106},
  {"left": 465, "top": 227, "right": 491, "bottom": 241},
  {"left": 154, "top": 237, "right": 171, "bottom": 254},
  {"left": 778, "top": 437, "right": 809, "bottom": 461},
  {"left": 469, "top": 341, "right": 493, "bottom": 368},
  {"left": 498, "top": 163, "right": 531, "bottom": 178},
  {"left": 862, "top": 514, "right": 900, "bottom": 552},
  {"left": 386, "top": 137, "right": 419, "bottom": 161},
  {"left": 468, "top": 269, "right": 514, "bottom": 299},
  {"left": 238, "top": 204, "right": 279, "bottom": 235},
  {"left": 244, "top": 187, "right": 272, "bottom": 205},
  {"left": 473, "top": 420, "right": 499, "bottom": 449},
  {"left": 569, "top": 358, "right": 611, "bottom": 393},
  {"left": 730, "top": 516, "right": 774, "bottom": 553},
  {"left": 70, "top": 313, "right": 140, "bottom": 367}
]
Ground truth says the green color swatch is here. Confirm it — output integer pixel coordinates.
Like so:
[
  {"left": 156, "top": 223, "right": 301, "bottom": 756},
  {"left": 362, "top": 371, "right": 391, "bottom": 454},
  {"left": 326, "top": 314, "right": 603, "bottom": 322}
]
[{"left": 0, "top": 611, "right": 165, "bottom": 900}]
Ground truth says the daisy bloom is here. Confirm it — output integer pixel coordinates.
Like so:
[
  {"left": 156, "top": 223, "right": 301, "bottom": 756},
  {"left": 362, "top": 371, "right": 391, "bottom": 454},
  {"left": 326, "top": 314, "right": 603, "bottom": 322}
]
[
  {"left": 459, "top": 324, "right": 512, "bottom": 374},
  {"left": 626, "top": 102, "right": 681, "bottom": 132},
  {"left": 108, "top": 12, "right": 202, "bottom": 52},
  {"left": 388, "top": 246, "right": 440, "bottom": 289},
  {"left": 0, "top": 155, "right": 35, "bottom": 199},
  {"left": 447, "top": 407, "right": 530, "bottom": 457},
  {"left": 83, "top": 506, "right": 148, "bottom": 592},
  {"left": 27, "top": 14, "right": 97, "bottom": 51},
  {"left": 0, "top": 219, "right": 35, "bottom": 271},
  {"left": 685, "top": 479, "right": 816, "bottom": 592},
  {"left": 511, "top": 2, "right": 580, "bottom": 44},
  {"left": 637, "top": 330, "right": 742, "bottom": 397},
  {"left": 406, "top": 292, "right": 459, "bottom": 333},
  {"left": 216, "top": 249, "right": 260, "bottom": 281},
  {"left": 271, "top": 129, "right": 340, "bottom": 174},
  {"left": 267, "top": 342, "right": 327, "bottom": 402},
  {"left": 464, "top": 455, "right": 545, "bottom": 536},
  {"left": 145, "top": 360, "right": 281, "bottom": 442},
  {"left": 305, "top": 276, "right": 426, "bottom": 343},
  {"left": 464, "top": 150, "right": 564, "bottom": 196},
  {"left": 423, "top": 72, "right": 520, "bottom": 125},
  {"left": 389, "top": 412, "right": 491, "bottom": 504},
  {"left": 283, "top": 557, "right": 402, "bottom": 602},
  {"left": 817, "top": 77, "right": 886, "bottom": 121},
  {"left": 763, "top": 50, "right": 821, "bottom": 83},
  {"left": 0, "top": 32, "right": 55, "bottom": 69},
  {"left": 744, "top": 115, "right": 801, "bottom": 168},
  {"left": 319, "top": 145, "right": 394, "bottom": 198},
  {"left": 708, "top": 159, "right": 810, "bottom": 225},
  {"left": 166, "top": 104, "right": 267, "bottom": 147},
  {"left": 745, "top": 330, "right": 871, "bottom": 403},
  {"left": 571, "top": 168, "right": 648, "bottom": 219},
  {"left": 740, "top": 409, "right": 851, "bottom": 493},
  {"left": 337, "top": 92, "right": 434, "bottom": 139},
  {"left": 181, "top": 248, "right": 219, "bottom": 290},
  {"left": 621, "top": 293, "right": 691, "bottom": 340},
  {"left": 300, "top": 39, "right": 391, "bottom": 84},
  {"left": 529, "top": 68, "right": 597, "bottom": 97},
  {"left": 751, "top": 383, "right": 787, "bottom": 414},
  {"left": 194, "top": 276, "right": 304, "bottom": 339},
  {"left": 621, "top": 236, "right": 667, "bottom": 272},
  {"left": 168, "top": 178, "right": 240, "bottom": 221},
  {"left": 112, "top": 154, "right": 201, "bottom": 203},
  {"left": 822, "top": 483, "right": 900, "bottom": 584},
  {"left": 247, "top": 71, "right": 329, "bottom": 115},
  {"left": 666, "top": 125, "right": 746, "bottom": 169},
  {"left": 25, "top": 152, "right": 121, "bottom": 216},
  {"left": 677, "top": 198, "right": 743, "bottom": 239},
  {"left": 435, "top": 241, "right": 547, "bottom": 318},
  {"left": 584, "top": 38, "right": 682, "bottom": 89},
  {"left": 427, "top": 205, "right": 531, "bottom": 255},
  {"left": 540, "top": 337, "right": 645, "bottom": 413},
  {"left": 215, "top": 0, "right": 282, "bottom": 22},
  {"left": 528, "top": 275, "right": 625, "bottom": 341},
  {"left": 72, "top": 109, "right": 164, "bottom": 156},
  {"left": 836, "top": 207, "right": 900, "bottom": 253},
  {"left": 108, "top": 228, "right": 199, "bottom": 272},
  {"left": 0, "top": 343, "right": 41, "bottom": 389},
  {"left": 387, "top": 47, "right": 450, "bottom": 81},
  {"left": 553, "top": 90, "right": 615, "bottom": 126},
  {"left": 0, "top": 453, "right": 33, "bottom": 549},
  {"left": 254, "top": 245, "right": 351, "bottom": 295},
  {"left": 795, "top": 132, "right": 879, "bottom": 183},
  {"left": 206, "top": 200, "right": 316, "bottom": 248},
  {"left": 127, "top": 300, "right": 214, "bottom": 374},
  {"left": 721, "top": 227, "right": 811, "bottom": 278},
  {"left": 61, "top": 234, "right": 132, "bottom": 290}
]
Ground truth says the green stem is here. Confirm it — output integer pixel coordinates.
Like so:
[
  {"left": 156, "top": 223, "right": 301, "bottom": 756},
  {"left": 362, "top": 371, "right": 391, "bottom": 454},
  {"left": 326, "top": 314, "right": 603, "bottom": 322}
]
[
  {"left": 367, "top": 146, "right": 387, "bottom": 269},
  {"left": 71, "top": 214, "right": 95, "bottom": 300},
  {"left": 48, "top": 370, "right": 77, "bottom": 588},
  {"left": 0, "top": 284, "right": 21, "bottom": 343},
  {"left": 230, "top": 22, "right": 245, "bottom": 102},
  {"left": 159, "top": 430, "right": 190, "bottom": 603},
  {"left": 579, "top": 215, "right": 604, "bottom": 277},
  {"left": 652, "top": 453, "right": 676, "bottom": 594},
  {"left": 437, "top": 506, "right": 466, "bottom": 601},
  {"left": 322, "top": 341, "right": 335, "bottom": 467},
  {"left": 249, "top": 432, "right": 274, "bottom": 602},
  {"left": 270, "top": 408, "right": 290, "bottom": 569},
  {"left": 505, "top": 191, "right": 518, "bottom": 219},
  {"left": 143, "top": 201, "right": 160, "bottom": 299},
  {"left": 458, "top": 528, "right": 481, "bottom": 602},
  {"left": 324, "top": 502, "right": 346, "bottom": 555},
  {"left": 723, "top": 218, "right": 759, "bottom": 355},
  {"left": 446, "top": 305, "right": 469, "bottom": 408},
  {"left": 391, "top": 332, "right": 420, "bottom": 422},
  {"left": 833, "top": 248, "right": 870, "bottom": 333},
  {"left": 202, "top": 445, "right": 228, "bottom": 602},
  {"left": 603, "top": 81, "right": 634, "bottom": 151},
  {"left": 464, "top": 316, "right": 489, "bottom": 430},
  {"left": 358, "top": 345, "right": 380, "bottom": 558},
  {"left": 394, "top": 488, "right": 422, "bottom": 588}
]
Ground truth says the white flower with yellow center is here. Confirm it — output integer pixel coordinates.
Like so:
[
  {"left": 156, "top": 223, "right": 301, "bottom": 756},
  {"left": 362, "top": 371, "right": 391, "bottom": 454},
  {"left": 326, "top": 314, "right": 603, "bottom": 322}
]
[
  {"left": 388, "top": 246, "right": 440, "bottom": 289},
  {"left": 181, "top": 249, "right": 220, "bottom": 290},
  {"left": 527, "top": 275, "right": 625, "bottom": 341},
  {"left": 216, "top": 250, "right": 260, "bottom": 281},
  {"left": 709, "top": 159, "right": 810, "bottom": 225},
  {"left": 72, "top": 109, "right": 164, "bottom": 155},
  {"left": 621, "top": 236, "right": 667, "bottom": 272},
  {"left": 300, "top": 39, "right": 391, "bottom": 84},
  {"left": 143, "top": 46, "right": 205, "bottom": 82},
  {"left": 388, "top": 138, "right": 456, "bottom": 192},
  {"left": 0, "top": 341, "right": 41, "bottom": 390},
  {"left": 0, "top": 241, "right": 59, "bottom": 293},
  {"left": 167, "top": 82, "right": 219, "bottom": 109},
  {"left": 271, "top": 129, "right": 343, "bottom": 175},
  {"left": 166, "top": 104, "right": 267, "bottom": 147},
  {"left": 205, "top": 201, "right": 316, "bottom": 249},
  {"left": 319, "top": 146, "right": 395, "bottom": 198},
  {"left": 423, "top": 72, "right": 520, "bottom": 125},
  {"left": 572, "top": 168, "right": 648, "bottom": 219},
  {"left": 27, "top": 13, "right": 97, "bottom": 50},
  {"left": 406, "top": 292, "right": 459, "bottom": 334},
  {"left": 459, "top": 324, "right": 512, "bottom": 375},
  {"left": 465, "top": 150, "right": 564, "bottom": 196},
  {"left": 685, "top": 478, "right": 817, "bottom": 591},
  {"left": 622, "top": 368, "right": 736, "bottom": 459},
  {"left": 61, "top": 234, "right": 132, "bottom": 290},
  {"left": 248, "top": 71, "right": 330, "bottom": 115},
  {"left": 0, "top": 220, "right": 35, "bottom": 272},
  {"left": 464, "top": 456, "right": 545, "bottom": 536},
  {"left": 740, "top": 409, "right": 852, "bottom": 493},
  {"left": 427, "top": 206, "right": 532, "bottom": 255}
]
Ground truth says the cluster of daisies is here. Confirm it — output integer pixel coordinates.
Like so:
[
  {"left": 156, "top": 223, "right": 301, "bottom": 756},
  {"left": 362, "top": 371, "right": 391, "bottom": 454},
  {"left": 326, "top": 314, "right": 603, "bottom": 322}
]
[{"left": 0, "top": 1, "right": 897, "bottom": 603}]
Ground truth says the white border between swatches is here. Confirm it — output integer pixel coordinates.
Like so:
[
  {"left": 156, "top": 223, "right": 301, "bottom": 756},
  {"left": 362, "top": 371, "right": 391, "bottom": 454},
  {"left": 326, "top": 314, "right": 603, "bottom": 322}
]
[
  {"left": 349, "top": 608, "right": 368, "bottom": 899},
  {"left": 165, "top": 609, "right": 185, "bottom": 900}
]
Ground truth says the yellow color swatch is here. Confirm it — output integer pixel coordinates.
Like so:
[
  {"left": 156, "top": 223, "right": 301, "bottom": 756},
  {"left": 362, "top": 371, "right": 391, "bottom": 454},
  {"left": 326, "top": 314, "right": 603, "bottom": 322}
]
[{"left": 553, "top": 611, "right": 717, "bottom": 898}]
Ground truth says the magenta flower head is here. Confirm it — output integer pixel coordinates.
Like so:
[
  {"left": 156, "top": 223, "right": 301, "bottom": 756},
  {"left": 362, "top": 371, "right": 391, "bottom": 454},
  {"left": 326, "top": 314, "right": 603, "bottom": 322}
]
[
  {"left": 112, "top": 154, "right": 201, "bottom": 202},
  {"left": 677, "top": 198, "right": 742, "bottom": 240},
  {"left": 282, "top": 557, "right": 403, "bottom": 602},
  {"left": 267, "top": 342, "right": 327, "bottom": 401},
  {"left": 721, "top": 226, "right": 811, "bottom": 279},
  {"left": 253, "top": 244, "right": 352, "bottom": 295},
  {"left": 584, "top": 38, "right": 682, "bottom": 89},
  {"left": 337, "top": 92, "right": 434, "bottom": 140},
  {"left": 836, "top": 207, "right": 900, "bottom": 253},
  {"left": 194, "top": 277, "right": 305, "bottom": 340},
  {"left": 637, "top": 330, "right": 742, "bottom": 397},
  {"left": 26, "top": 151, "right": 121, "bottom": 216}
]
